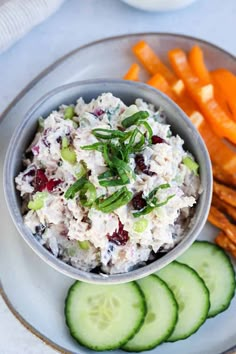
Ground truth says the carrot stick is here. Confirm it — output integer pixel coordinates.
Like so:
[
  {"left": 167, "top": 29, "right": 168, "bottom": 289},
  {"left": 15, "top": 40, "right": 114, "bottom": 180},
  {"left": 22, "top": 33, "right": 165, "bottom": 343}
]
[
  {"left": 147, "top": 73, "right": 176, "bottom": 101},
  {"left": 132, "top": 40, "right": 177, "bottom": 84},
  {"left": 188, "top": 46, "right": 232, "bottom": 116},
  {"left": 168, "top": 48, "right": 236, "bottom": 144},
  {"left": 123, "top": 63, "right": 140, "bottom": 81},
  {"left": 211, "top": 69, "right": 236, "bottom": 121},
  {"left": 196, "top": 119, "right": 236, "bottom": 172},
  {"left": 188, "top": 45, "right": 211, "bottom": 85},
  {"left": 211, "top": 77, "right": 233, "bottom": 117}
]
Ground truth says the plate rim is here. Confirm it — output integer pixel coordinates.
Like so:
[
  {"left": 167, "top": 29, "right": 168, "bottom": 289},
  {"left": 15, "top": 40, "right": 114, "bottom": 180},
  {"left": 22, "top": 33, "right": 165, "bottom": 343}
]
[{"left": 1, "top": 32, "right": 235, "bottom": 354}]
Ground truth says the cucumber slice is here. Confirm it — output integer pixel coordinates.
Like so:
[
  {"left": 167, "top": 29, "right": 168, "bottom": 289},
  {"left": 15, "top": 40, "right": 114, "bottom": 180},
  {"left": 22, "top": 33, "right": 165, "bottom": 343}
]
[
  {"left": 178, "top": 241, "right": 236, "bottom": 317},
  {"left": 122, "top": 275, "right": 178, "bottom": 352},
  {"left": 156, "top": 261, "right": 210, "bottom": 342},
  {"left": 65, "top": 281, "right": 146, "bottom": 351}
]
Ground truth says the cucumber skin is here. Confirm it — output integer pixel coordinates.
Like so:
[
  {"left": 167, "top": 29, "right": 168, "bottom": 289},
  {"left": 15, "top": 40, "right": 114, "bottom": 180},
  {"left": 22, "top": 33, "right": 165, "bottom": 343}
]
[
  {"left": 64, "top": 281, "right": 147, "bottom": 351},
  {"left": 179, "top": 241, "right": 236, "bottom": 318},
  {"left": 122, "top": 275, "right": 178, "bottom": 352},
  {"left": 159, "top": 261, "right": 210, "bottom": 342}
]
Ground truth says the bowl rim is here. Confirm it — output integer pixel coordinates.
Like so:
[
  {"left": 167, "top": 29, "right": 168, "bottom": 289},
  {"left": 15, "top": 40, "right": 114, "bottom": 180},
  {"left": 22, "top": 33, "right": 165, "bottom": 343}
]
[{"left": 3, "top": 78, "right": 212, "bottom": 284}]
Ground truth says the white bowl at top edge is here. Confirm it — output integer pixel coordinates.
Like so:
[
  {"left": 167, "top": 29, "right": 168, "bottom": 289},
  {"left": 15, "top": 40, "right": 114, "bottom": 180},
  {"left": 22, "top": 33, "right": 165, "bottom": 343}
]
[{"left": 121, "top": 0, "right": 198, "bottom": 12}]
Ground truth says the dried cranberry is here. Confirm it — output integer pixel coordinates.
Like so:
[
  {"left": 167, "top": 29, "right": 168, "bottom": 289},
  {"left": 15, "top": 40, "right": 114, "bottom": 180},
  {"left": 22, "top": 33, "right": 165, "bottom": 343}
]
[
  {"left": 46, "top": 179, "right": 62, "bottom": 192},
  {"left": 107, "top": 221, "right": 129, "bottom": 246},
  {"left": 132, "top": 192, "right": 147, "bottom": 210},
  {"left": 93, "top": 108, "right": 104, "bottom": 117},
  {"left": 34, "top": 169, "right": 48, "bottom": 191},
  {"left": 32, "top": 145, "right": 40, "bottom": 155},
  {"left": 135, "top": 154, "right": 155, "bottom": 176},
  {"left": 151, "top": 135, "right": 165, "bottom": 144}
]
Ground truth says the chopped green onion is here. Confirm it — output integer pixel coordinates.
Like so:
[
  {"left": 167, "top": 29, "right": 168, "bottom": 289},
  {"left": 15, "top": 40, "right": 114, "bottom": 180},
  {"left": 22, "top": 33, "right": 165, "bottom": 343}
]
[
  {"left": 64, "top": 106, "right": 75, "bottom": 120},
  {"left": 96, "top": 187, "right": 132, "bottom": 213},
  {"left": 137, "top": 120, "right": 153, "bottom": 143},
  {"left": 122, "top": 105, "right": 139, "bottom": 119},
  {"left": 152, "top": 195, "right": 175, "bottom": 208},
  {"left": 121, "top": 111, "right": 149, "bottom": 128},
  {"left": 78, "top": 240, "right": 90, "bottom": 250},
  {"left": 133, "top": 218, "right": 148, "bottom": 233},
  {"left": 62, "top": 136, "right": 69, "bottom": 149},
  {"left": 133, "top": 195, "right": 175, "bottom": 218},
  {"left": 96, "top": 188, "right": 126, "bottom": 208},
  {"left": 99, "top": 179, "right": 128, "bottom": 187},
  {"left": 102, "top": 144, "right": 113, "bottom": 168},
  {"left": 79, "top": 182, "right": 96, "bottom": 207},
  {"left": 133, "top": 205, "right": 154, "bottom": 218},
  {"left": 183, "top": 156, "right": 199, "bottom": 176},
  {"left": 28, "top": 192, "right": 48, "bottom": 210},
  {"left": 133, "top": 133, "right": 145, "bottom": 152},
  {"left": 81, "top": 142, "right": 104, "bottom": 152},
  {"left": 101, "top": 193, "right": 132, "bottom": 213},
  {"left": 61, "top": 146, "right": 77, "bottom": 164},
  {"left": 147, "top": 183, "right": 170, "bottom": 202},
  {"left": 74, "top": 161, "right": 87, "bottom": 179},
  {"left": 64, "top": 176, "right": 87, "bottom": 199},
  {"left": 92, "top": 128, "right": 128, "bottom": 140},
  {"left": 98, "top": 170, "right": 116, "bottom": 180}
]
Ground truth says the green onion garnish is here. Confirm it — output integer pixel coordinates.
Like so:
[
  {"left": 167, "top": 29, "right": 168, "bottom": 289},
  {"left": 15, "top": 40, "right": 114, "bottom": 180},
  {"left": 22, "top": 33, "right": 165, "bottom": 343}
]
[
  {"left": 64, "top": 106, "right": 75, "bottom": 120},
  {"left": 96, "top": 187, "right": 132, "bottom": 213},
  {"left": 121, "top": 111, "right": 149, "bottom": 128},
  {"left": 137, "top": 120, "right": 153, "bottom": 143},
  {"left": 79, "top": 182, "right": 96, "bottom": 207},
  {"left": 64, "top": 176, "right": 87, "bottom": 199},
  {"left": 74, "top": 161, "right": 87, "bottom": 179},
  {"left": 80, "top": 142, "right": 105, "bottom": 152},
  {"left": 133, "top": 195, "right": 175, "bottom": 218},
  {"left": 99, "top": 179, "right": 128, "bottom": 187},
  {"left": 183, "top": 156, "right": 199, "bottom": 176},
  {"left": 92, "top": 128, "right": 128, "bottom": 140},
  {"left": 146, "top": 183, "right": 170, "bottom": 202},
  {"left": 98, "top": 170, "right": 116, "bottom": 180}
]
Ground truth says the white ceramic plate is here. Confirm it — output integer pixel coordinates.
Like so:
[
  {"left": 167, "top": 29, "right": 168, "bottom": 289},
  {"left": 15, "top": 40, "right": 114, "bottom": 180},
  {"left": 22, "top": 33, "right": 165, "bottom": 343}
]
[{"left": 1, "top": 33, "right": 236, "bottom": 354}]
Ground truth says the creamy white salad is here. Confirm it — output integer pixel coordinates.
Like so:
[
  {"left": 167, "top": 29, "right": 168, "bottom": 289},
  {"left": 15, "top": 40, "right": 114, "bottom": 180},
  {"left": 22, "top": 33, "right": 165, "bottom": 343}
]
[{"left": 15, "top": 93, "right": 201, "bottom": 274}]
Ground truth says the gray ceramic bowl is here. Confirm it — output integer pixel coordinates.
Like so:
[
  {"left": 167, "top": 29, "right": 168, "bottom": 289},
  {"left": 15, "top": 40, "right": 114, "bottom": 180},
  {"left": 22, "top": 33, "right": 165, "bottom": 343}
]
[{"left": 4, "top": 79, "right": 212, "bottom": 284}]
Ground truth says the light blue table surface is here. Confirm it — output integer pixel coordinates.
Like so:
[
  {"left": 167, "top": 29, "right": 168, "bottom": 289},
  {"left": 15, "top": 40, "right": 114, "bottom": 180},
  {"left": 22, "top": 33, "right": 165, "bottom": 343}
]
[{"left": 0, "top": 0, "right": 236, "bottom": 353}]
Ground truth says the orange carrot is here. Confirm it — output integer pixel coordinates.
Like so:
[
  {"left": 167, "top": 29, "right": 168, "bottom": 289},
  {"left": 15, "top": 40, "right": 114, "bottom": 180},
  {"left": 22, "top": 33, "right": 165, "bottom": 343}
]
[
  {"left": 168, "top": 48, "right": 236, "bottom": 144},
  {"left": 147, "top": 73, "right": 176, "bottom": 100},
  {"left": 146, "top": 71, "right": 236, "bottom": 173},
  {"left": 132, "top": 40, "right": 177, "bottom": 84},
  {"left": 211, "top": 69, "right": 236, "bottom": 120},
  {"left": 188, "top": 45, "right": 211, "bottom": 85},
  {"left": 196, "top": 119, "right": 236, "bottom": 172},
  {"left": 211, "top": 76, "right": 233, "bottom": 117},
  {"left": 123, "top": 63, "right": 140, "bottom": 81}
]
